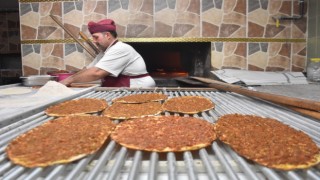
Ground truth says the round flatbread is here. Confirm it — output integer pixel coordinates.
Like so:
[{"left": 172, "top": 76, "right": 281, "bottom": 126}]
[
  {"left": 0, "top": 87, "right": 32, "bottom": 95},
  {"left": 6, "top": 115, "right": 116, "bottom": 168},
  {"left": 215, "top": 114, "right": 320, "bottom": 170},
  {"left": 111, "top": 116, "right": 216, "bottom": 152},
  {"left": 162, "top": 96, "right": 214, "bottom": 114},
  {"left": 102, "top": 102, "right": 162, "bottom": 119},
  {"left": 112, "top": 93, "right": 168, "bottom": 104},
  {"left": 45, "top": 98, "right": 108, "bottom": 116}
]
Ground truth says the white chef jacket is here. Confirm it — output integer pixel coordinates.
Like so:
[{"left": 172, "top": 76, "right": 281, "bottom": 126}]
[{"left": 87, "top": 41, "right": 155, "bottom": 87}]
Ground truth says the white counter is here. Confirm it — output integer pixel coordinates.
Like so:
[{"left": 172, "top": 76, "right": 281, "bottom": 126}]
[{"left": 0, "top": 83, "right": 97, "bottom": 128}]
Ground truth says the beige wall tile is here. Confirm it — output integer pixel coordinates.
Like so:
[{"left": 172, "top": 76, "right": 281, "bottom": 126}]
[
  {"left": 65, "top": 52, "right": 87, "bottom": 69},
  {"left": 41, "top": 44, "right": 54, "bottom": 58},
  {"left": 211, "top": 51, "right": 223, "bottom": 70},
  {"left": 20, "top": 12, "right": 40, "bottom": 28},
  {"left": 249, "top": 9, "right": 269, "bottom": 26},
  {"left": 202, "top": 9, "right": 223, "bottom": 25},
  {"left": 64, "top": 11, "right": 84, "bottom": 27},
  {"left": 42, "top": 56, "right": 64, "bottom": 69},
  {"left": 248, "top": 52, "right": 268, "bottom": 70},
  {"left": 224, "top": 55, "right": 247, "bottom": 69},
  {"left": 23, "top": 53, "right": 42, "bottom": 69},
  {"left": 17, "top": 0, "right": 309, "bottom": 74}
]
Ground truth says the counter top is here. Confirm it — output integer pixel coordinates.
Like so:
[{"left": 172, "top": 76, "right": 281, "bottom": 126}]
[
  {"left": 0, "top": 83, "right": 98, "bottom": 128},
  {"left": 252, "top": 83, "right": 320, "bottom": 102},
  {"left": 1, "top": 81, "right": 319, "bottom": 128}
]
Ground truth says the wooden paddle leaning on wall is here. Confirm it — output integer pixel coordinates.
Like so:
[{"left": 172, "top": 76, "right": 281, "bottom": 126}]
[
  {"left": 50, "top": 14, "right": 97, "bottom": 58},
  {"left": 190, "top": 76, "right": 320, "bottom": 120},
  {"left": 79, "top": 31, "right": 100, "bottom": 55}
]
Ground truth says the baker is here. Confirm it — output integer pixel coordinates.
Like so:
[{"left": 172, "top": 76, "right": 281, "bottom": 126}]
[{"left": 59, "top": 19, "right": 156, "bottom": 87}]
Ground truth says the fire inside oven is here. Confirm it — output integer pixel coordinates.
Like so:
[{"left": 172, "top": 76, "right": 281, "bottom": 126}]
[{"left": 0, "top": 88, "right": 319, "bottom": 180}]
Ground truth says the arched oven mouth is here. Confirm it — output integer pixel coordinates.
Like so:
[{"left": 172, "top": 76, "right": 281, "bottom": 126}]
[{"left": 128, "top": 42, "right": 212, "bottom": 86}]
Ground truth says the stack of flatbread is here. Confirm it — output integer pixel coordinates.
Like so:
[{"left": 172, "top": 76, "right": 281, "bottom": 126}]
[
  {"left": 6, "top": 115, "right": 115, "bottom": 168},
  {"left": 111, "top": 115, "right": 216, "bottom": 152},
  {"left": 45, "top": 98, "right": 108, "bottom": 116},
  {"left": 215, "top": 114, "right": 320, "bottom": 170}
]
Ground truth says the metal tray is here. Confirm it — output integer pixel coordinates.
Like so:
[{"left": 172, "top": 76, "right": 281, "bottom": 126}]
[{"left": 20, "top": 75, "right": 58, "bottom": 86}]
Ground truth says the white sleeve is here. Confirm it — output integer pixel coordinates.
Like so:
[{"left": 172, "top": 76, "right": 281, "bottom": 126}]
[
  {"left": 95, "top": 45, "right": 130, "bottom": 77},
  {"left": 86, "top": 52, "right": 104, "bottom": 68}
]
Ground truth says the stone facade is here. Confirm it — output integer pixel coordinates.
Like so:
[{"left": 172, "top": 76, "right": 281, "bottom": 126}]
[{"left": 19, "top": 0, "right": 308, "bottom": 76}]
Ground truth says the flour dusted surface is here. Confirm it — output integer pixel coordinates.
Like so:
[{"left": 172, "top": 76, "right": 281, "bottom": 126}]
[
  {"left": 0, "top": 81, "right": 76, "bottom": 108},
  {"left": 0, "top": 87, "right": 32, "bottom": 95},
  {"left": 33, "top": 81, "right": 76, "bottom": 97}
]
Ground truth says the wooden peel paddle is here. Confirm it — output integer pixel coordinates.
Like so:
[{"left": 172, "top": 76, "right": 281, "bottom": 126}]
[
  {"left": 190, "top": 76, "right": 320, "bottom": 119},
  {"left": 281, "top": 105, "right": 320, "bottom": 120},
  {"left": 79, "top": 31, "right": 100, "bottom": 55},
  {"left": 50, "top": 14, "right": 96, "bottom": 58}
]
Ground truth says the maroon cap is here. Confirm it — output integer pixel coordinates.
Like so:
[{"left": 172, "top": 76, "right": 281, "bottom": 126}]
[{"left": 88, "top": 19, "right": 116, "bottom": 34}]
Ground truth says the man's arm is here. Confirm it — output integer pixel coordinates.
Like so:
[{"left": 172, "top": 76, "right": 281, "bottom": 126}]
[{"left": 59, "top": 67, "right": 109, "bottom": 86}]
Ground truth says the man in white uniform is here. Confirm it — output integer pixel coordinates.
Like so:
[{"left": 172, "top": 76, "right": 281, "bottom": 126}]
[{"left": 60, "top": 19, "right": 155, "bottom": 88}]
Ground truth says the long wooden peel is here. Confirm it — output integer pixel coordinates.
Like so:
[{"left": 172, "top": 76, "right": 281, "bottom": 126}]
[
  {"left": 190, "top": 76, "right": 320, "bottom": 119},
  {"left": 282, "top": 105, "right": 320, "bottom": 120},
  {"left": 79, "top": 31, "right": 100, "bottom": 55},
  {"left": 49, "top": 14, "right": 96, "bottom": 58},
  {"left": 190, "top": 76, "right": 320, "bottom": 112}
]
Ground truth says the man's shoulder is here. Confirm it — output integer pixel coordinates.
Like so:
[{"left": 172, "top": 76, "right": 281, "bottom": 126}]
[
  {"left": 115, "top": 41, "right": 130, "bottom": 47},
  {"left": 113, "top": 41, "right": 133, "bottom": 51}
]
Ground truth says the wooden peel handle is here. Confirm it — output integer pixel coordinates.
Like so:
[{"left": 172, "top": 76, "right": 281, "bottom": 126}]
[
  {"left": 208, "top": 83, "right": 320, "bottom": 112},
  {"left": 283, "top": 105, "right": 320, "bottom": 120},
  {"left": 79, "top": 32, "right": 100, "bottom": 55},
  {"left": 49, "top": 14, "right": 96, "bottom": 58},
  {"left": 190, "top": 77, "right": 320, "bottom": 112}
]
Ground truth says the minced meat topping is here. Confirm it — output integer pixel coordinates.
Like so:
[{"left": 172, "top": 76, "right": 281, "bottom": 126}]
[
  {"left": 103, "top": 102, "right": 162, "bottom": 119},
  {"left": 162, "top": 96, "right": 214, "bottom": 114},
  {"left": 111, "top": 116, "right": 216, "bottom": 152},
  {"left": 215, "top": 114, "right": 320, "bottom": 170},
  {"left": 6, "top": 115, "right": 115, "bottom": 168},
  {"left": 112, "top": 93, "right": 168, "bottom": 103},
  {"left": 45, "top": 98, "right": 108, "bottom": 116}
]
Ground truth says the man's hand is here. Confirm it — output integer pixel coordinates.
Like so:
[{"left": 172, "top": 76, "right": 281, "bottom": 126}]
[
  {"left": 59, "top": 76, "right": 74, "bottom": 86},
  {"left": 58, "top": 67, "right": 109, "bottom": 86}
]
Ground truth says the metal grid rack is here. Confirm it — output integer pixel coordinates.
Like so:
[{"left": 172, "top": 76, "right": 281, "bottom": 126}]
[{"left": 0, "top": 88, "right": 320, "bottom": 180}]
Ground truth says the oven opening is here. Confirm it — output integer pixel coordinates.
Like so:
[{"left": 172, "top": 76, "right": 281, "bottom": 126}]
[
  {"left": 143, "top": 50, "right": 188, "bottom": 78},
  {"left": 128, "top": 42, "right": 212, "bottom": 86}
]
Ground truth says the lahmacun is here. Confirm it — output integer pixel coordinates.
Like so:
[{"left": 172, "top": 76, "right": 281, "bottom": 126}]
[
  {"left": 215, "top": 114, "right": 320, "bottom": 170},
  {"left": 162, "top": 96, "right": 214, "bottom": 114},
  {"left": 102, "top": 102, "right": 162, "bottom": 119},
  {"left": 45, "top": 98, "right": 108, "bottom": 116},
  {"left": 111, "top": 116, "right": 216, "bottom": 152},
  {"left": 112, "top": 93, "right": 168, "bottom": 103},
  {"left": 6, "top": 115, "right": 116, "bottom": 168}
]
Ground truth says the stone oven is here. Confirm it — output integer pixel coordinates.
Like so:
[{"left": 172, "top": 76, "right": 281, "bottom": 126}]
[{"left": 128, "top": 42, "right": 212, "bottom": 86}]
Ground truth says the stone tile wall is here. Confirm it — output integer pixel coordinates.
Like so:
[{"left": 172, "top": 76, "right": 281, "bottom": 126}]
[{"left": 19, "top": 0, "right": 308, "bottom": 76}]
